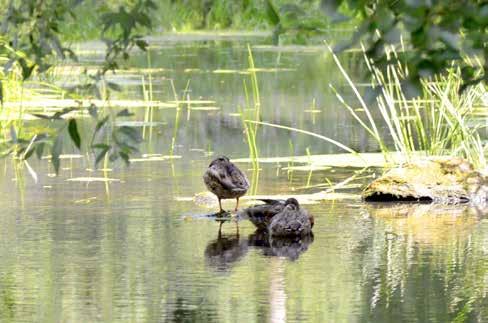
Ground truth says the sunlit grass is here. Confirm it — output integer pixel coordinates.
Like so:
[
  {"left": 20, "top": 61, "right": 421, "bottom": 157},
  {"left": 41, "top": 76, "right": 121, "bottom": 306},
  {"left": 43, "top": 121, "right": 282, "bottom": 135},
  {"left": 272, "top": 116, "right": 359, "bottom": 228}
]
[{"left": 328, "top": 43, "right": 488, "bottom": 168}]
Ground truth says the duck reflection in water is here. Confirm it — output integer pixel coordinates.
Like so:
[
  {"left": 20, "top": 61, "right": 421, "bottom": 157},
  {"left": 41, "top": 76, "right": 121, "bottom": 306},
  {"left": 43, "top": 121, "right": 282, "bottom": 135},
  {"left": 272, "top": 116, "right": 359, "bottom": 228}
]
[
  {"left": 204, "top": 220, "right": 248, "bottom": 272},
  {"left": 248, "top": 230, "right": 314, "bottom": 261}
]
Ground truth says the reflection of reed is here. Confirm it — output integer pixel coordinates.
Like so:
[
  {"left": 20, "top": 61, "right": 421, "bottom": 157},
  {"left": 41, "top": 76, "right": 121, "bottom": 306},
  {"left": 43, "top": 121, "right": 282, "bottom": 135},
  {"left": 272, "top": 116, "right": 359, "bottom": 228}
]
[
  {"left": 361, "top": 203, "right": 488, "bottom": 319},
  {"left": 270, "top": 258, "right": 286, "bottom": 323}
]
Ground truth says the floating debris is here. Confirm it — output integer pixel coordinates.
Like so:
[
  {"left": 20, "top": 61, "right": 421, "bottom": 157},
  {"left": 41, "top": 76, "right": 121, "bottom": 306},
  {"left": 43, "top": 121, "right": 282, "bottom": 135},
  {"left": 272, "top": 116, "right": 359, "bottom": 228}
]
[
  {"left": 74, "top": 197, "right": 97, "bottom": 204},
  {"left": 282, "top": 165, "right": 331, "bottom": 171},
  {"left": 304, "top": 109, "right": 321, "bottom": 114},
  {"left": 179, "top": 190, "right": 360, "bottom": 206},
  {"left": 86, "top": 168, "right": 113, "bottom": 172},
  {"left": 168, "top": 100, "right": 216, "bottom": 104},
  {"left": 115, "top": 121, "right": 166, "bottom": 127},
  {"left": 129, "top": 155, "right": 182, "bottom": 162},
  {"left": 3, "top": 99, "right": 178, "bottom": 110},
  {"left": 66, "top": 177, "right": 120, "bottom": 182},
  {"left": 233, "top": 152, "right": 410, "bottom": 168},
  {"left": 42, "top": 154, "right": 83, "bottom": 160},
  {"left": 190, "top": 106, "right": 220, "bottom": 111}
]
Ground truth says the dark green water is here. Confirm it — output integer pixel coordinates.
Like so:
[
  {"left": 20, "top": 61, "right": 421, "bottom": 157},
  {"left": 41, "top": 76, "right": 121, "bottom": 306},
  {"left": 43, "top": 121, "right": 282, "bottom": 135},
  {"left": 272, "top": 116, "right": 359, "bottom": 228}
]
[{"left": 1, "top": 34, "right": 487, "bottom": 322}]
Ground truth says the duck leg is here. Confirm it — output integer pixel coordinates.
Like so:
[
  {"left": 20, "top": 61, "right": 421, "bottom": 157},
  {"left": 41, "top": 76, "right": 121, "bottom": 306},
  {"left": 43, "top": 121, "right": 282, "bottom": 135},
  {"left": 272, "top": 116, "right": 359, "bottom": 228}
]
[
  {"left": 218, "top": 221, "right": 223, "bottom": 236},
  {"left": 235, "top": 197, "right": 240, "bottom": 211},
  {"left": 218, "top": 198, "right": 223, "bottom": 213}
]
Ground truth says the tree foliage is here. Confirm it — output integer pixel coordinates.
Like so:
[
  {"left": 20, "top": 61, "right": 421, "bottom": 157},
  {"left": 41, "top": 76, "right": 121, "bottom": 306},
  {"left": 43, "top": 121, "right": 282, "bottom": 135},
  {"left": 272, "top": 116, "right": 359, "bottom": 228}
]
[
  {"left": 0, "top": 0, "right": 155, "bottom": 173},
  {"left": 321, "top": 0, "right": 488, "bottom": 92}
]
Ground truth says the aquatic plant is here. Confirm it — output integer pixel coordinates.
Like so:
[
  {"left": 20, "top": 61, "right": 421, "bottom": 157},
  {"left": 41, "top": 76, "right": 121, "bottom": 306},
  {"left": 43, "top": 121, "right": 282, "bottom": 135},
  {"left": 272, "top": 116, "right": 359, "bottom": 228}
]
[
  {"left": 240, "top": 46, "right": 261, "bottom": 171},
  {"left": 329, "top": 43, "right": 488, "bottom": 168}
]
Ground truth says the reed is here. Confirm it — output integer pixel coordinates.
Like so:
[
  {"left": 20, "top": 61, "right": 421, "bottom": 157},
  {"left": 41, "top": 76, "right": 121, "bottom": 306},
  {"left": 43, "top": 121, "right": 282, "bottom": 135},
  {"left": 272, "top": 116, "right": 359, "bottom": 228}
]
[
  {"left": 328, "top": 43, "right": 488, "bottom": 168},
  {"left": 240, "top": 45, "right": 261, "bottom": 170}
]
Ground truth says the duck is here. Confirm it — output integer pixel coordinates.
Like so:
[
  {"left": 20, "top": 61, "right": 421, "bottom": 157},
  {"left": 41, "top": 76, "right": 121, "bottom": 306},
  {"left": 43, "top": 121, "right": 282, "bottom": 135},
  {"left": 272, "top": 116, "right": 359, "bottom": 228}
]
[
  {"left": 238, "top": 198, "right": 288, "bottom": 230},
  {"left": 239, "top": 198, "right": 314, "bottom": 237},
  {"left": 268, "top": 198, "right": 314, "bottom": 237},
  {"left": 203, "top": 156, "right": 250, "bottom": 212}
]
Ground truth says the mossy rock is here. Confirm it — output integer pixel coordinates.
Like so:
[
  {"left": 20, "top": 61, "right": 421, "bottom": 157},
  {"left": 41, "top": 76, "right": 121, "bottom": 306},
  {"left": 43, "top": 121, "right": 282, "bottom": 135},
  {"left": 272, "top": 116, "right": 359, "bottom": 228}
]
[{"left": 363, "top": 157, "right": 488, "bottom": 203}]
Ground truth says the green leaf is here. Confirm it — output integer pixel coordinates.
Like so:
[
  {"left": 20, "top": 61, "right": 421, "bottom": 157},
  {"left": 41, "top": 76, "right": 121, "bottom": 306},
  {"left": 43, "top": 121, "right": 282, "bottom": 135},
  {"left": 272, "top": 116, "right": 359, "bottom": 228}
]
[
  {"left": 35, "top": 142, "right": 44, "bottom": 159},
  {"left": 264, "top": 0, "right": 280, "bottom": 26},
  {"left": 23, "top": 146, "right": 35, "bottom": 159},
  {"left": 107, "top": 82, "right": 122, "bottom": 91},
  {"left": 93, "top": 143, "right": 110, "bottom": 166},
  {"left": 119, "top": 151, "right": 130, "bottom": 166},
  {"left": 135, "top": 39, "right": 148, "bottom": 51},
  {"left": 31, "top": 113, "right": 53, "bottom": 120},
  {"left": 51, "top": 135, "right": 63, "bottom": 174},
  {"left": 118, "top": 126, "right": 141, "bottom": 142},
  {"left": 95, "top": 116, "right": 110, "bottom": 133},
  {"left": 18, "top": 58, "right": 35, "bottom": 80},
  {"left": 68, "top": 119, "right": 81, "bottom": 150},
  {"left": 0, "top": 80, "right": 3, "bottom": 106},
  {"left": 116, "top": 109, "right": 134, "bottom": 117}
]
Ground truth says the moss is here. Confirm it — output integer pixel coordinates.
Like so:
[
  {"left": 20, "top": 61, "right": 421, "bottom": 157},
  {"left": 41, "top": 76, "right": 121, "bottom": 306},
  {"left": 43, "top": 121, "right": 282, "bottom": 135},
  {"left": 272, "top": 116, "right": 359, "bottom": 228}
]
[{"left": 362, "top": 157, "right": 487, "bottom": 203}]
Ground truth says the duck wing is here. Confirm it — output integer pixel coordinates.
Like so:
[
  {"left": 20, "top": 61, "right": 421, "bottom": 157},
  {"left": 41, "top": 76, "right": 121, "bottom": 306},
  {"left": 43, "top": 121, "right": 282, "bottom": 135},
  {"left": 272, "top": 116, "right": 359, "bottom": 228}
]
[
  {"left": 205, "top": 166, "right": 240, "bottom": 191},
  {"left": 269, "top": 208, "right": 312, "bottom": 237},
  {"left": 225, "top": 163, "right": 250, "bottom": 190},
  {"left": 244, "top": 202, "right": 285, "bottom": 230}
]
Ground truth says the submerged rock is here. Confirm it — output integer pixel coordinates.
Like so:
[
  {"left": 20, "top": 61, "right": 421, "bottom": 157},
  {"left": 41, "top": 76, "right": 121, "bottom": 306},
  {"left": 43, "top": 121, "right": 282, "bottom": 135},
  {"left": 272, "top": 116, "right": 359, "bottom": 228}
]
[{"left": 363, "top": 157, "right": 488, "bottom": 203}]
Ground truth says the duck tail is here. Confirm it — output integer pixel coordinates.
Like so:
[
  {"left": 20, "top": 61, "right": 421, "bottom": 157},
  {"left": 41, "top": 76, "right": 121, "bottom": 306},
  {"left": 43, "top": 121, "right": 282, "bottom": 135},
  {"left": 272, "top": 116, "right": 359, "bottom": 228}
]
[{"left": 257, "top": 199, "right": 283, "bottom": 205}]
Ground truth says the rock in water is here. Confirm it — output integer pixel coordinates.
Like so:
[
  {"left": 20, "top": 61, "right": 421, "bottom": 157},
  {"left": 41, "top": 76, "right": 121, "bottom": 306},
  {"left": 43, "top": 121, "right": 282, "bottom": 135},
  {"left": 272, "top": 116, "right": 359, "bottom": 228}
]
[{"left": 362, "top": 157, "right": 488, "bottom": 203}]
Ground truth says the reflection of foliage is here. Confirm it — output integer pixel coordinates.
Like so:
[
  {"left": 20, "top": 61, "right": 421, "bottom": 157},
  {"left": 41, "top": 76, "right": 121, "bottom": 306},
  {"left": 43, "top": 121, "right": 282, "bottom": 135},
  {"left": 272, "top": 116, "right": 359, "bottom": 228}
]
[
  {"left": 358, "top": 206, "right": 488, "bottom": 321},
  {"left": 172, "top": 297, "right": 216, "bottom": 322},
  {"left": 0, "top": 273, "right": 15, "bottom": 322}
]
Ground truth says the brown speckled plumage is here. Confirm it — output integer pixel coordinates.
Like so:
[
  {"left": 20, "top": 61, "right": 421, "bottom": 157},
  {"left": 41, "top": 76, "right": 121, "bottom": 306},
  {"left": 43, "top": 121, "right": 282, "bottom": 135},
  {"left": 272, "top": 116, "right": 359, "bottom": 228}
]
[
  {"left": 203, "top": 156, "right": 250, "bottom": 212},
  {"left": 268, "top": 198, "right": 313, "bottom": 237},
  {"left": 239, "top": 198, "right": 314, "bottom": 236},
  {"left": 238, "top": 199, "right": 288, "bottom": 230}
]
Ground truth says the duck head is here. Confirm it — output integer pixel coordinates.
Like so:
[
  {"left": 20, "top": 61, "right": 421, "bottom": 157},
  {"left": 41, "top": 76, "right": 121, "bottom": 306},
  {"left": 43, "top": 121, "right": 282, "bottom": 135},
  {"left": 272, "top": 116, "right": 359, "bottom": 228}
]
[
  {"left": 285, "top": 198, "right": 300, "bottom": 210},
  {"left": 209, "top": 156, "right": 230, "bottom": 167}
]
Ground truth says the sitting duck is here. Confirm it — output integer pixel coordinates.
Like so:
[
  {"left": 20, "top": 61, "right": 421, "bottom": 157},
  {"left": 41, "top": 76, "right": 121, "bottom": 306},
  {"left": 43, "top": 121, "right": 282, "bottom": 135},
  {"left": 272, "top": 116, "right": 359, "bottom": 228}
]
[
  {"left": 203, "top": 156, "right": 250, "bottom": 212},
  {"left": 239, "top": 198, "right": 314, "bottom": 237},
  {"left": 268, "top": 198, "right": 313, "bottom": 237}
]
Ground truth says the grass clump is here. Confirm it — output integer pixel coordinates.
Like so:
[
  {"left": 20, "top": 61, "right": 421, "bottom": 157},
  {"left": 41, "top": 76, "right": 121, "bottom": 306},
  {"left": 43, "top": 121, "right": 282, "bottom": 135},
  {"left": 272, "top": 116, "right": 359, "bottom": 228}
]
[{"left": 329, "top": 43, "right": 488, "bottom": 168}]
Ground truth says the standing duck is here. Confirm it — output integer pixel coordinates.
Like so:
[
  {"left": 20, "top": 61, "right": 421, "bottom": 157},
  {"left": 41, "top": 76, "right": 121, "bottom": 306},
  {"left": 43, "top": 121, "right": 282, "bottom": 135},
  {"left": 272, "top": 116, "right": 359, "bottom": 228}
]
[
  {"left": 203, "top": 156, "right": 250, "bottom": 212},
  {"left": 268, "top": 198, "right": 313, "bottom": 237}
]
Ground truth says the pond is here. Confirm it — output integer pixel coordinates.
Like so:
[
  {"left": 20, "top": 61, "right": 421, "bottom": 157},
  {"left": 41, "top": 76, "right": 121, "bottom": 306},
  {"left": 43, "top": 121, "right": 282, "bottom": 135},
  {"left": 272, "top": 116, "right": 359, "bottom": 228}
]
[{"left": 1, "top": 33, "right": 488, "bottom": 322}]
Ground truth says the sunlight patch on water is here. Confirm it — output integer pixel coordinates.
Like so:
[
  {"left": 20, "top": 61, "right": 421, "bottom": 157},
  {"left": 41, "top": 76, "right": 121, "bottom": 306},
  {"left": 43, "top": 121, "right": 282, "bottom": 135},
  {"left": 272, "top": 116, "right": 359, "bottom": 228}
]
[
  {"left": 233, "top": 152, "right": 415, "bottom": 168},
  {"left": 129, "top": 155, "right": 182, "bottom": 162}
]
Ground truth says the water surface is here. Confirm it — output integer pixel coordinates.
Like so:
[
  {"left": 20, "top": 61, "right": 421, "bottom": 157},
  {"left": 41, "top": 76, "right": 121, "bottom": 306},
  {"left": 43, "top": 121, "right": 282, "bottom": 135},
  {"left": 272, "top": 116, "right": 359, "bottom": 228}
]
[{"left": 1, "top": 34, "right": 488, "bottom": 322}]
